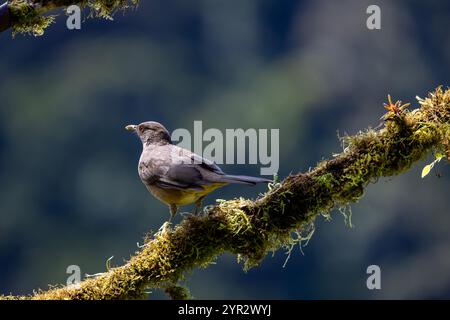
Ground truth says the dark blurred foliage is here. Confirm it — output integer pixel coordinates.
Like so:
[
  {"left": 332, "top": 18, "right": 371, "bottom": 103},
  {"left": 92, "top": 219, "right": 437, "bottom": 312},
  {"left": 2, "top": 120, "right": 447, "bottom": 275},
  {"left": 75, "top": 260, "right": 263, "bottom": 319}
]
[{"left": 0, "top": 0, "right": 449, "bottom": 299}]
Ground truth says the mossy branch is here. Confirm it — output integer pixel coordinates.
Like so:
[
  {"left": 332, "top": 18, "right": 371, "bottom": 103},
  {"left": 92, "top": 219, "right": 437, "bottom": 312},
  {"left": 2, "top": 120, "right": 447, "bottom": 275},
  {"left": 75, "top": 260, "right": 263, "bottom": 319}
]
[
  {"left": 1, "top": 87, "right": 449, "bottom": 300},
  {"left": 0, "top": 0, "right": 138, "bottom": 36}
]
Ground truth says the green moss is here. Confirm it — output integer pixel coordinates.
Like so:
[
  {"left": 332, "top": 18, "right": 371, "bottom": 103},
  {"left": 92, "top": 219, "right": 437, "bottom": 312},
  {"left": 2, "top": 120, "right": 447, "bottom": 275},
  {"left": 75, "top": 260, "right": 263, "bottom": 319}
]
[
  {"left": 163, "top": 284, "right": 191, "bottom": 300},
  {"left": 9, "top": 0, "right": 55, "bottom": 36},
  {"left": 8, "top": 0, "right": 139, "bottom": 36}
]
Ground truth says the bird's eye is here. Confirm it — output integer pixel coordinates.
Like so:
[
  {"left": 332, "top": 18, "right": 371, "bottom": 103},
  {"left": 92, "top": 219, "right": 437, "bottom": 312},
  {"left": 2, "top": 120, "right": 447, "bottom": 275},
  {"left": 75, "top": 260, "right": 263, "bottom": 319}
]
[{"left": 139, "top": 126, "right": 154, "bottom": 132}]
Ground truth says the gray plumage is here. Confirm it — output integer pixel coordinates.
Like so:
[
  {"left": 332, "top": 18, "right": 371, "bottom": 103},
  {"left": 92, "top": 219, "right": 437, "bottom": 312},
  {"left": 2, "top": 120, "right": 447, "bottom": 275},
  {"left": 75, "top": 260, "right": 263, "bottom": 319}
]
[{"left": 126, "top": 121, "right": 271, "bottom": 221}]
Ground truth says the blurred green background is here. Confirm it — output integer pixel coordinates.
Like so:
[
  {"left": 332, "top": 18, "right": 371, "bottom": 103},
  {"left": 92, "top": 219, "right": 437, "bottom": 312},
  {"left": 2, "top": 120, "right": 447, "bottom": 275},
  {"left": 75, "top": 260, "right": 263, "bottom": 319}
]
[{"left": 0, "top": 0, "right": 449, "bottom": 299}]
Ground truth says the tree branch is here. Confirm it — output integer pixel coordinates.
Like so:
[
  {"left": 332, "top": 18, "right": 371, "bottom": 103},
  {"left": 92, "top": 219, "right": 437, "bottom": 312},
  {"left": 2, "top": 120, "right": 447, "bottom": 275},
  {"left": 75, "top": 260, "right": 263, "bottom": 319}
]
[
  {"left": 1, "top": 87, "right": 449, "bottom": 300},
  {"left": 1, "top": 0, "right": 138, "bottom": 36}
]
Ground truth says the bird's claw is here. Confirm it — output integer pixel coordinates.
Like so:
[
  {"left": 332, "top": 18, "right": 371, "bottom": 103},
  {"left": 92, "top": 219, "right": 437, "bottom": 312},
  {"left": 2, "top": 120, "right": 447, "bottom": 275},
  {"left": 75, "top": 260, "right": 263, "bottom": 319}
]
[
  {"left": 137, "top": 241, "right": 148, "bottom": 248},
  {"left": 180, "top": 211, "right": 193, "bottom": 217},
  {"left": 158, "top": 221, "right": 172, "bottom": 233}
]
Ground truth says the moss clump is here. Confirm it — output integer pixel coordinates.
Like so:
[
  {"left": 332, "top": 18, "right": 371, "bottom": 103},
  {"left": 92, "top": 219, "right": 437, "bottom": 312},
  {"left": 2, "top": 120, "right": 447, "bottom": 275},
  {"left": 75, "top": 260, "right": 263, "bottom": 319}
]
[
  {"left": 86, "top": 0, "right": 138, "bottom": 20},
  {"left": 8, "top": 0, "right": 139, "bottom": 36},
  {"left": 417, "top": 87, "right": 450, "bottom": 160},
  {"left": 9, "top": 0, "right": 55, "bottom": 36},
  {"left": 164, "top": 284, "right": 191, "bottom": 300}
]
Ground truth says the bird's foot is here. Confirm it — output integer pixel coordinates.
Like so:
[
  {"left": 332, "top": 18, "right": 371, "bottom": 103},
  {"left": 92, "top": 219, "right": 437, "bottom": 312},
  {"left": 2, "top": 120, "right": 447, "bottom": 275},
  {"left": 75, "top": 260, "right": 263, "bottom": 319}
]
[
  {"left": 180, "top": 211, "right": 194, "bottom": 217},
  {"left": 193, "top": 197, "right": 205, "bottom": 215},
  {"left": 158, "top": 221, "right": 172, "bottom": 234},
  {"left": 137, "top": 241, "right": 149, "bottom": 248},
  {"left": 192, "top": 205, "right": 204, "bottom": 216},
  {"left": 203, "top": 204, "right": 215, "bottom": 215}
]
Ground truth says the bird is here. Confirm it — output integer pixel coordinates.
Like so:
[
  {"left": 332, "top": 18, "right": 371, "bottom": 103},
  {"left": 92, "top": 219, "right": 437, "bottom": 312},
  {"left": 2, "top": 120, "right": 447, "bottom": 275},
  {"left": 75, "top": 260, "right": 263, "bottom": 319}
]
[{"left": 125, "top": 121, "right": 272, "bottom": 221}]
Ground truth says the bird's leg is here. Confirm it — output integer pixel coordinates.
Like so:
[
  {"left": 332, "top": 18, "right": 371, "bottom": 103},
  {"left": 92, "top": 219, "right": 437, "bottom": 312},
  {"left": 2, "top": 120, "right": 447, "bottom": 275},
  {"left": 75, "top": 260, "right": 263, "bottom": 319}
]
[
  {"left": 169, "top": 204, "right": 178, "bottom": 222},
  {"left": 159, "top": 205, "right": 178, "bottom": 233},
  {"left": 193, "top": 196, "right": 206, "bottom": 215}
]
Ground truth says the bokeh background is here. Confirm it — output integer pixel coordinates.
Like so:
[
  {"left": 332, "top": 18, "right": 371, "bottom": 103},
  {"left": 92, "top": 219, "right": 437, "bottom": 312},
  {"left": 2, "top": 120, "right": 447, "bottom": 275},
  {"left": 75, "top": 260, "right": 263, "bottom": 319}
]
[{"left": 1, "top": 0, "right": 450, "bottom": 299}]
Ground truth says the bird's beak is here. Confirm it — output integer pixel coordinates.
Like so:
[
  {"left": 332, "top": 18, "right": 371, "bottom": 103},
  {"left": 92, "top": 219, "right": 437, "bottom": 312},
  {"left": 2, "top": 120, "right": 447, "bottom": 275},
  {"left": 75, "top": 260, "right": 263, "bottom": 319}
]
[{"left": 125, "top": 124, "right": 137, "bottom": 132}]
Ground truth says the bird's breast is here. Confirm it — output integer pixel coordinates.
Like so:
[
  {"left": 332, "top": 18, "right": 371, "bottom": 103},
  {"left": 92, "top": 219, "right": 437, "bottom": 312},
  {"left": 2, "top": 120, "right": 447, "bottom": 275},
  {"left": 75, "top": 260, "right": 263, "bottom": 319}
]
[{"left": 145, "top": 183, "right": 225, "bottom": 206}]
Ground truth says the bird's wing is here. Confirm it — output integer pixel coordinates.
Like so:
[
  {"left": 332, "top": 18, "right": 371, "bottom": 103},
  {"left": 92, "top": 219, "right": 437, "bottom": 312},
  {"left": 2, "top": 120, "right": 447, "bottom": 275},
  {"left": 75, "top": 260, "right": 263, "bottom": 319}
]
[
  {"left": 161, "top": 147, "right": 228, "bottom": 189},
  {"left": 166, "top": 144, "right": 225, "bottom": 175},
  {"left": 140, "top": 144, "right": 227, "bottom": 191},
  {"left": 156, "top": 177, "right": 205, "bottom": 191},
  {"left": 139, "top": 160, "right": 206, "bottom": 191},
  {"left": 163, "top": 159, "right": 231, "bottom": 189},
  {"left": 155, "top": 164, "right": 207, "bottom": 190},
  {"left": 189, "top": 153, "right": 225, "bottom": 175}
]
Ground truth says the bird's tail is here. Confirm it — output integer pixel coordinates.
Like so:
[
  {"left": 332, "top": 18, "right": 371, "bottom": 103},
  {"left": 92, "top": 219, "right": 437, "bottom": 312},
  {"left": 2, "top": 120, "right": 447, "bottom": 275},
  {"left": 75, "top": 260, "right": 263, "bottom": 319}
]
[{"left": 218, "top": 174, "right": 272, "bottom": 185}]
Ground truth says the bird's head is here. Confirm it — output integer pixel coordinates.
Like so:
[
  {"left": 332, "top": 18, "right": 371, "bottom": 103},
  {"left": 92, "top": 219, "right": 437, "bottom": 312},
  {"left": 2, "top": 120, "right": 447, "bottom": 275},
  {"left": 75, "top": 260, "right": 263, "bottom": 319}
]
[{"left": 125, "top": 121, "right": 172, "bottom": 146}]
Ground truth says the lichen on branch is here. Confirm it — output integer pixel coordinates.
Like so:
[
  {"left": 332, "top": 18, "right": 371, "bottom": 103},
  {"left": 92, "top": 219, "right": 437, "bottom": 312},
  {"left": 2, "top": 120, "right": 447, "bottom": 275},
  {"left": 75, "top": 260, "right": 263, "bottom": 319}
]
[
  {"left": 1, "top": 87, "right": 449, "bottom": 300},
  {"left": 6, "top": 0, "right": 138, "bottom": 36}
]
